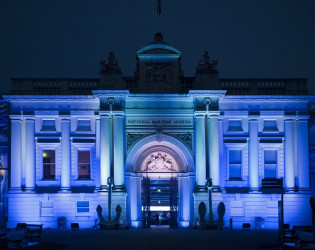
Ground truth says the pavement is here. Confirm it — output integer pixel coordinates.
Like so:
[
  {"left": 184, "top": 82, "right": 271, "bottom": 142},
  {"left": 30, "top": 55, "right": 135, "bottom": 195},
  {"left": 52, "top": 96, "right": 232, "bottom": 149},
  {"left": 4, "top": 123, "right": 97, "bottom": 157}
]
[{"left": 40, "top": 228, "right": 280, "bottom": 250}]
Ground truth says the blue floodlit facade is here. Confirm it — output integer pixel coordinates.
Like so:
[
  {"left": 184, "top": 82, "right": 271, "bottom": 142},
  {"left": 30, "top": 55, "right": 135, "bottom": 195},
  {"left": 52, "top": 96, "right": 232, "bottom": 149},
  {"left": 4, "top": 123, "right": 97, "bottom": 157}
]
[{"left": 2, "top": 34, "right": 315, "bottom": 229}]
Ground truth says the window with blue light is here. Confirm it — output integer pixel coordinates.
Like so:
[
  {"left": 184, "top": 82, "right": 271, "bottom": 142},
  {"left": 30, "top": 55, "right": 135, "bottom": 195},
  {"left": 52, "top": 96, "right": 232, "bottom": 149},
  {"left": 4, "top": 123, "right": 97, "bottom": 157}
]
[
  {"left": 229, "top": 150, "right": 242, "bottom": 180},
  {"left": 78, "top": 151, "right": 90, "bottom": 179},
  {"left": 76, "top": 119, "right": 91, "bottom": 131},
  {"left": 228, "top": 120, "right": 243, "bottom": 132},
  {"left": 43, "top": 150, "right": 55, "bottom": 179},
  {"left": 41, "top": 119, "right": 56, "bottom": 131},
  {"left": 263, "top": 120, "right": 278, "bottom": 132},
  {"left": 264, "top": 150, "right": 277, "bottom": 178},
  {"left": 77, "top": 201, "right": 89, "bottom": 213}
]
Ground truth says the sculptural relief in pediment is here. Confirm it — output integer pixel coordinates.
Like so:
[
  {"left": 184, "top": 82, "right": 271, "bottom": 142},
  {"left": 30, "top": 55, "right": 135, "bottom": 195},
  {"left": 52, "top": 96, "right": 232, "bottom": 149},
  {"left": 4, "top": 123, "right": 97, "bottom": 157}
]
[{"left": 142, "top": 151, "right": 178, "bottom": 172}]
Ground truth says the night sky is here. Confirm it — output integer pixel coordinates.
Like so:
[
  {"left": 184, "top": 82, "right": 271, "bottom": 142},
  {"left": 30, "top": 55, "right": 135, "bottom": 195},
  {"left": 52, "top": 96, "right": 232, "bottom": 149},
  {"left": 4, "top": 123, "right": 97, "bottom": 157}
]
[{"left": 1, "top": 0, "right": 315, "bottom": 94}]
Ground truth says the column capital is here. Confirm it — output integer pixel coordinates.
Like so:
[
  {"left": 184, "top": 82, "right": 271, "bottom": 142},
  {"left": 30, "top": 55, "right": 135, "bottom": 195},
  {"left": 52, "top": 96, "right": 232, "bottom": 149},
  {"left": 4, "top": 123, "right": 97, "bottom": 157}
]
[
  {"left": 207, "top": 111, "right": 221, "bottom": 118},
  {"left": 60, "top": 116, "right": 71, "bottom": 122},
  {"left": 99, "top": 112, "right": 111, "bottom": 118},
  {"left": 24, "top": 116, "right": 35, "bottom": 122},
  {"left": 113, "top": 111, "right": 125, "bottom": 118},
  {"left": 248, "top": 117, "right": 259, "bottom": 122},
  {"left": 194, "top": 112, "right": 206, "bottom": 118},
  {"left": 9, "top": 115, "right": 22, "bottom": 121},
  {"left": 296, "top": 115, "right": 309, "bottom": 122},
  {"left": 284, "top": 116, "right": 295, "bottom": 122}
]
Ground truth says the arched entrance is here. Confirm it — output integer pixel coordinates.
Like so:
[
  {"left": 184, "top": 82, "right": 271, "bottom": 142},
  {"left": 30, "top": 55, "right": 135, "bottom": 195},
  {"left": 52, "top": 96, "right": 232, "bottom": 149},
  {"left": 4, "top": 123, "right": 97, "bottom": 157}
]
[{"left": 125, "top": 134, "right": 194, "bottom": 228}]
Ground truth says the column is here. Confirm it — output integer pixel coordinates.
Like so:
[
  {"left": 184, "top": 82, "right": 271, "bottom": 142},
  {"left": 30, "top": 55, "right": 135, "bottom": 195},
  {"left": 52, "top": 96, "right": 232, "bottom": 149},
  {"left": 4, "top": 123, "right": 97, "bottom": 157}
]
[
  {"left": 209, "top": 113, "right": 220, "bottom": 189},
  {"left": 249, "top": 118, "right": 259, "bottom": 191},
  {"left": 25, "top": 117, "right": 35, "bottom": 191},
  {"left": 95, "top": 116, "right": 101, "bottom": 190},
  {"left": 130, "top": 176, "right": 142, "bottom": 228},
  {"left": 178, "top": 176, "right": 191, "bottom": 228},
  {"left": 297, "top": 117, "right": 310, "bottom": 190},
  {"left": 284, "top": 118, "right": 295, "bottom": 191},
  {"left": 10, "top": 117, "right": 22, "bottom": 191},
  {"left": 61, "top": 117, "right": 71, "bottom": 191},
  {"left": 195, "top": 114, "right": 206, "bottom": 187},
  {"left": 114, "top": 114, "right": 124, "bottom": 188},
  {"left": 100, "top": 114, "right": 110, "bottom": 189}
]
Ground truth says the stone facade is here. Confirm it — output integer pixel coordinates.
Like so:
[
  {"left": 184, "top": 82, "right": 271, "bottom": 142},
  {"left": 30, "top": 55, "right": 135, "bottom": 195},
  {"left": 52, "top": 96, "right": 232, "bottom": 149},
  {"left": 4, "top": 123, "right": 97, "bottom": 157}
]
[{"left": 2, "top": 34, "right": 315, "bottom": 229}]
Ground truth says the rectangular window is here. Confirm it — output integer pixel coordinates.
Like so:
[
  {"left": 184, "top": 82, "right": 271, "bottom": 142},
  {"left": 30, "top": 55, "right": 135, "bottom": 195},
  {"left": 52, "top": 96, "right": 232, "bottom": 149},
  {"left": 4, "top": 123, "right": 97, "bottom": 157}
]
[
  {"left": 77, "top": 119, "right": 91, "bottom": 131},
  {"left": 264, "top": 150, "right": 277, "bottom": 178},
  {"left": 77, "top": 201, "right": 89, "bottom": 213},
  {"left": 43, "top": 150, "right": 55, "bottom": 179},
  {"left": 41, "top": 119, "right": 56, "bottom": 131},
  {"left": 78, "top": 151, "right": 90, "bottom": 179},
  {"left": 263, "top": 120, "right": 278, "bottom": 132},
  {"left": 228, "top": 120, "right": 243, "bottom": 132},
  {"left": 229, "top": 150, "right": 242, "bottom": 180}
]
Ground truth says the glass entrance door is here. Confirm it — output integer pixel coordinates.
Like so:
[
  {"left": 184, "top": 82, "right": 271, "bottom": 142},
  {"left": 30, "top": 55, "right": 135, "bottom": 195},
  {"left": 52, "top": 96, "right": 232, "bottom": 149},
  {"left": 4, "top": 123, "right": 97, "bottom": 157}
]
[{"left": 142, "top": 177, "right": 178, "bottom": 228}]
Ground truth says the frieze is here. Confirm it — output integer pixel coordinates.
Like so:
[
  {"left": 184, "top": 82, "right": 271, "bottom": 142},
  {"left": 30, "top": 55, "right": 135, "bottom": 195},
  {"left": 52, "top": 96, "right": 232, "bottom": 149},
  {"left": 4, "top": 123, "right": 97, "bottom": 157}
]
[{"left": 126, "top": 118, "right": 193, "bottom": 127}]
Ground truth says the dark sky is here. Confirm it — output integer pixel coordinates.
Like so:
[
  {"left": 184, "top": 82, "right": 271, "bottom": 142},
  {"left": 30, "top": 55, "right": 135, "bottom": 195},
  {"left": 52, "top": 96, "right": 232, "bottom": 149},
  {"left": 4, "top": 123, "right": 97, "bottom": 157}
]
[{"left": 1, "top": 0, "right": 315, "bottom": 93}]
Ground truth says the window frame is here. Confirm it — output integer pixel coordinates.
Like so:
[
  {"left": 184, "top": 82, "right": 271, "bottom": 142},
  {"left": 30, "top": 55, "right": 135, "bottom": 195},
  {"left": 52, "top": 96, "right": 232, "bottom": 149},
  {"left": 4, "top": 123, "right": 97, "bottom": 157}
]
[
  {"left": 76, "top": 119, "right": 91, "bottom": 132},
  {"left": 42, "top": 149, "right": 56, "bottom": 180},
  {"left": 225, "top": 142, "right": 247, "bottom": 182},
  {"left": 77, "top": 150, "right": 91, "bottom": 180},
  {"left": 36, "top": 142, "right": 60, "bottom": 186},
  {"left": 73, "top": 143, "right": 94, "bottom": 181},
  {"left": 260, "top": 142, "right": 282, "bottom": 179}
]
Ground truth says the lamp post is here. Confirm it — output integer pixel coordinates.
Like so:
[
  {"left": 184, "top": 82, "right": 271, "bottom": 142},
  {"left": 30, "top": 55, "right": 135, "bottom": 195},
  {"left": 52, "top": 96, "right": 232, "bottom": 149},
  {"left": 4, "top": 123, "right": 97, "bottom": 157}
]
[
  {"left": 206, "top": 178, "right": 214, "bottom": 225},
  {"left": 107, "top": 176, "right": 114, "bottom": 222}
]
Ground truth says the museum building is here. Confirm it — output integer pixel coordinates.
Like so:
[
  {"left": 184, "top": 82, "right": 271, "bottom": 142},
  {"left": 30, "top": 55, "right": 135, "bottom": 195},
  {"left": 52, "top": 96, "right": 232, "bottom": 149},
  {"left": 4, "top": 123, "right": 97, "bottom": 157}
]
[{"left": 2, "top": 33, "right": 315, "bottom": 229}]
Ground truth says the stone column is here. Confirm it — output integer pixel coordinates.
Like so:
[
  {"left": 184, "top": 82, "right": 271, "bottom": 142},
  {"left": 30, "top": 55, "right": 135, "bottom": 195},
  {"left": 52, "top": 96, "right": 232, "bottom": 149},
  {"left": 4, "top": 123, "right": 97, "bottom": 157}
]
[
  {"left": 284, "top": 117, "right": 295, "bottom": 191},
  {"left": 178, "top": 176, "right": 191, "bottom": 228},
  {"left": 100, "top": 114, "right": 111, "bottom": 189},
  {"left": 249, "top": 117, "right": 259, "bottom": 191},
  {"left": 297, "top": 116, "right": 310, "bottom": 190},
  {"left": 25, "top": 117, "right": 35, "bottom": 191},
  {"left": 114, "top": 113, "right": 124, "bottom": 188},
  {"left": 195, "top": 114, "right": 206, "bottom": 187},
  {"left": 130, "top": 176, "right": 142, "bottom": 228},
  {"left": 95, "top": 116, "right": 101, "bottom": 190},
  {"left": 61, "top": 117, "right": 71, "bottom": 191},
  {"left": 209, "top": 112, "right": 220, "bottom": 189},
  {"left": 10, "top": 116, "right": 22, "bottom": 191}
]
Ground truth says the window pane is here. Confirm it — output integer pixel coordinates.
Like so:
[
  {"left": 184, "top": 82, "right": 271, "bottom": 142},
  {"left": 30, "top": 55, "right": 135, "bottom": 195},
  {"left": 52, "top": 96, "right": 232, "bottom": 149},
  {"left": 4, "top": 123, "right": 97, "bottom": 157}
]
[
  {"left": 78, "top": 151, "right": 90, "bottom": 179},
  {"left": 229, "top": 150, "right": 241, "bottom": 164},
  {"left": 264, "top": 150, "right": 277, "bottom": 164},
  {"left": 43, "top": 150, "right": 55, "bottom": 179},
  {"left": 264, "top": 164, "right": 277, "bottom": 178},
  {"left": 78, "top": 151, "right": 90, "bottom": 163},
  {"left": 41, "top": 119, "right": 56, "bottom": 131},
  {"left": 228, "top": 120, "right": 243, "bottom": 132},
  {"left": 77, "top": 119, "right": 91, "bottom": 131},
  {"left": 229, "top": 164, "right": 242, "bottom": 179},
  {"left": 43, "top": 150, "right": 55, "bottom": 163},
  {"left": 263, "top": 120, "right": 278, "bottom": 131}
]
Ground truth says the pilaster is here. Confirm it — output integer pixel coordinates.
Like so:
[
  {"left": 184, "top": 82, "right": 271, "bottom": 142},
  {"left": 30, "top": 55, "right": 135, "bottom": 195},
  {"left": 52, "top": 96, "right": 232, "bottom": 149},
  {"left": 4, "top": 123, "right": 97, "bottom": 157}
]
[
  {"left": 248, "top": 116, "right": 259, "bottom": 191},
  {"left": 10, "top": 116, "right": 22, "bottom": 192},
  {"left": 25, "top": 117, "right": 35, "bottom": 192},
  {"left": 60, "top": 116, "right": 71, "bottom": 192}
]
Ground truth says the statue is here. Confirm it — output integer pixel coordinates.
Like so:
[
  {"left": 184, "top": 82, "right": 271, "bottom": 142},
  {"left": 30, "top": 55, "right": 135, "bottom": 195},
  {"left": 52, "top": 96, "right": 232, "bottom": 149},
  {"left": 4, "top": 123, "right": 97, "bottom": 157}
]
[
  {"left": 108, "top": 52, "right": 117, "bottom": 65},
  {"left": 203, "top": 51, "right": 210, "bottom": 65}
]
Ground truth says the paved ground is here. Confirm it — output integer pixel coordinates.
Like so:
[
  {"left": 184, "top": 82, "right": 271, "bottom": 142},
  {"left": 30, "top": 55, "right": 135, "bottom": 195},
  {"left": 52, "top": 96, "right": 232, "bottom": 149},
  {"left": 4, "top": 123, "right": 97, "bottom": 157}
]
[{"left": 41, "top": 228, "right": 280, "bottom": 250}]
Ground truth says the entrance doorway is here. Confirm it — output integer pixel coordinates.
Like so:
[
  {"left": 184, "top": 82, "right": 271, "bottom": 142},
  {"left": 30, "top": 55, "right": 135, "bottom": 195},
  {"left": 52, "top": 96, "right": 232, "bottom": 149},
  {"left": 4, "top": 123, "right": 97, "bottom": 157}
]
[{"left": 142, "top": 177, "right": 178, "bottom": 228}]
